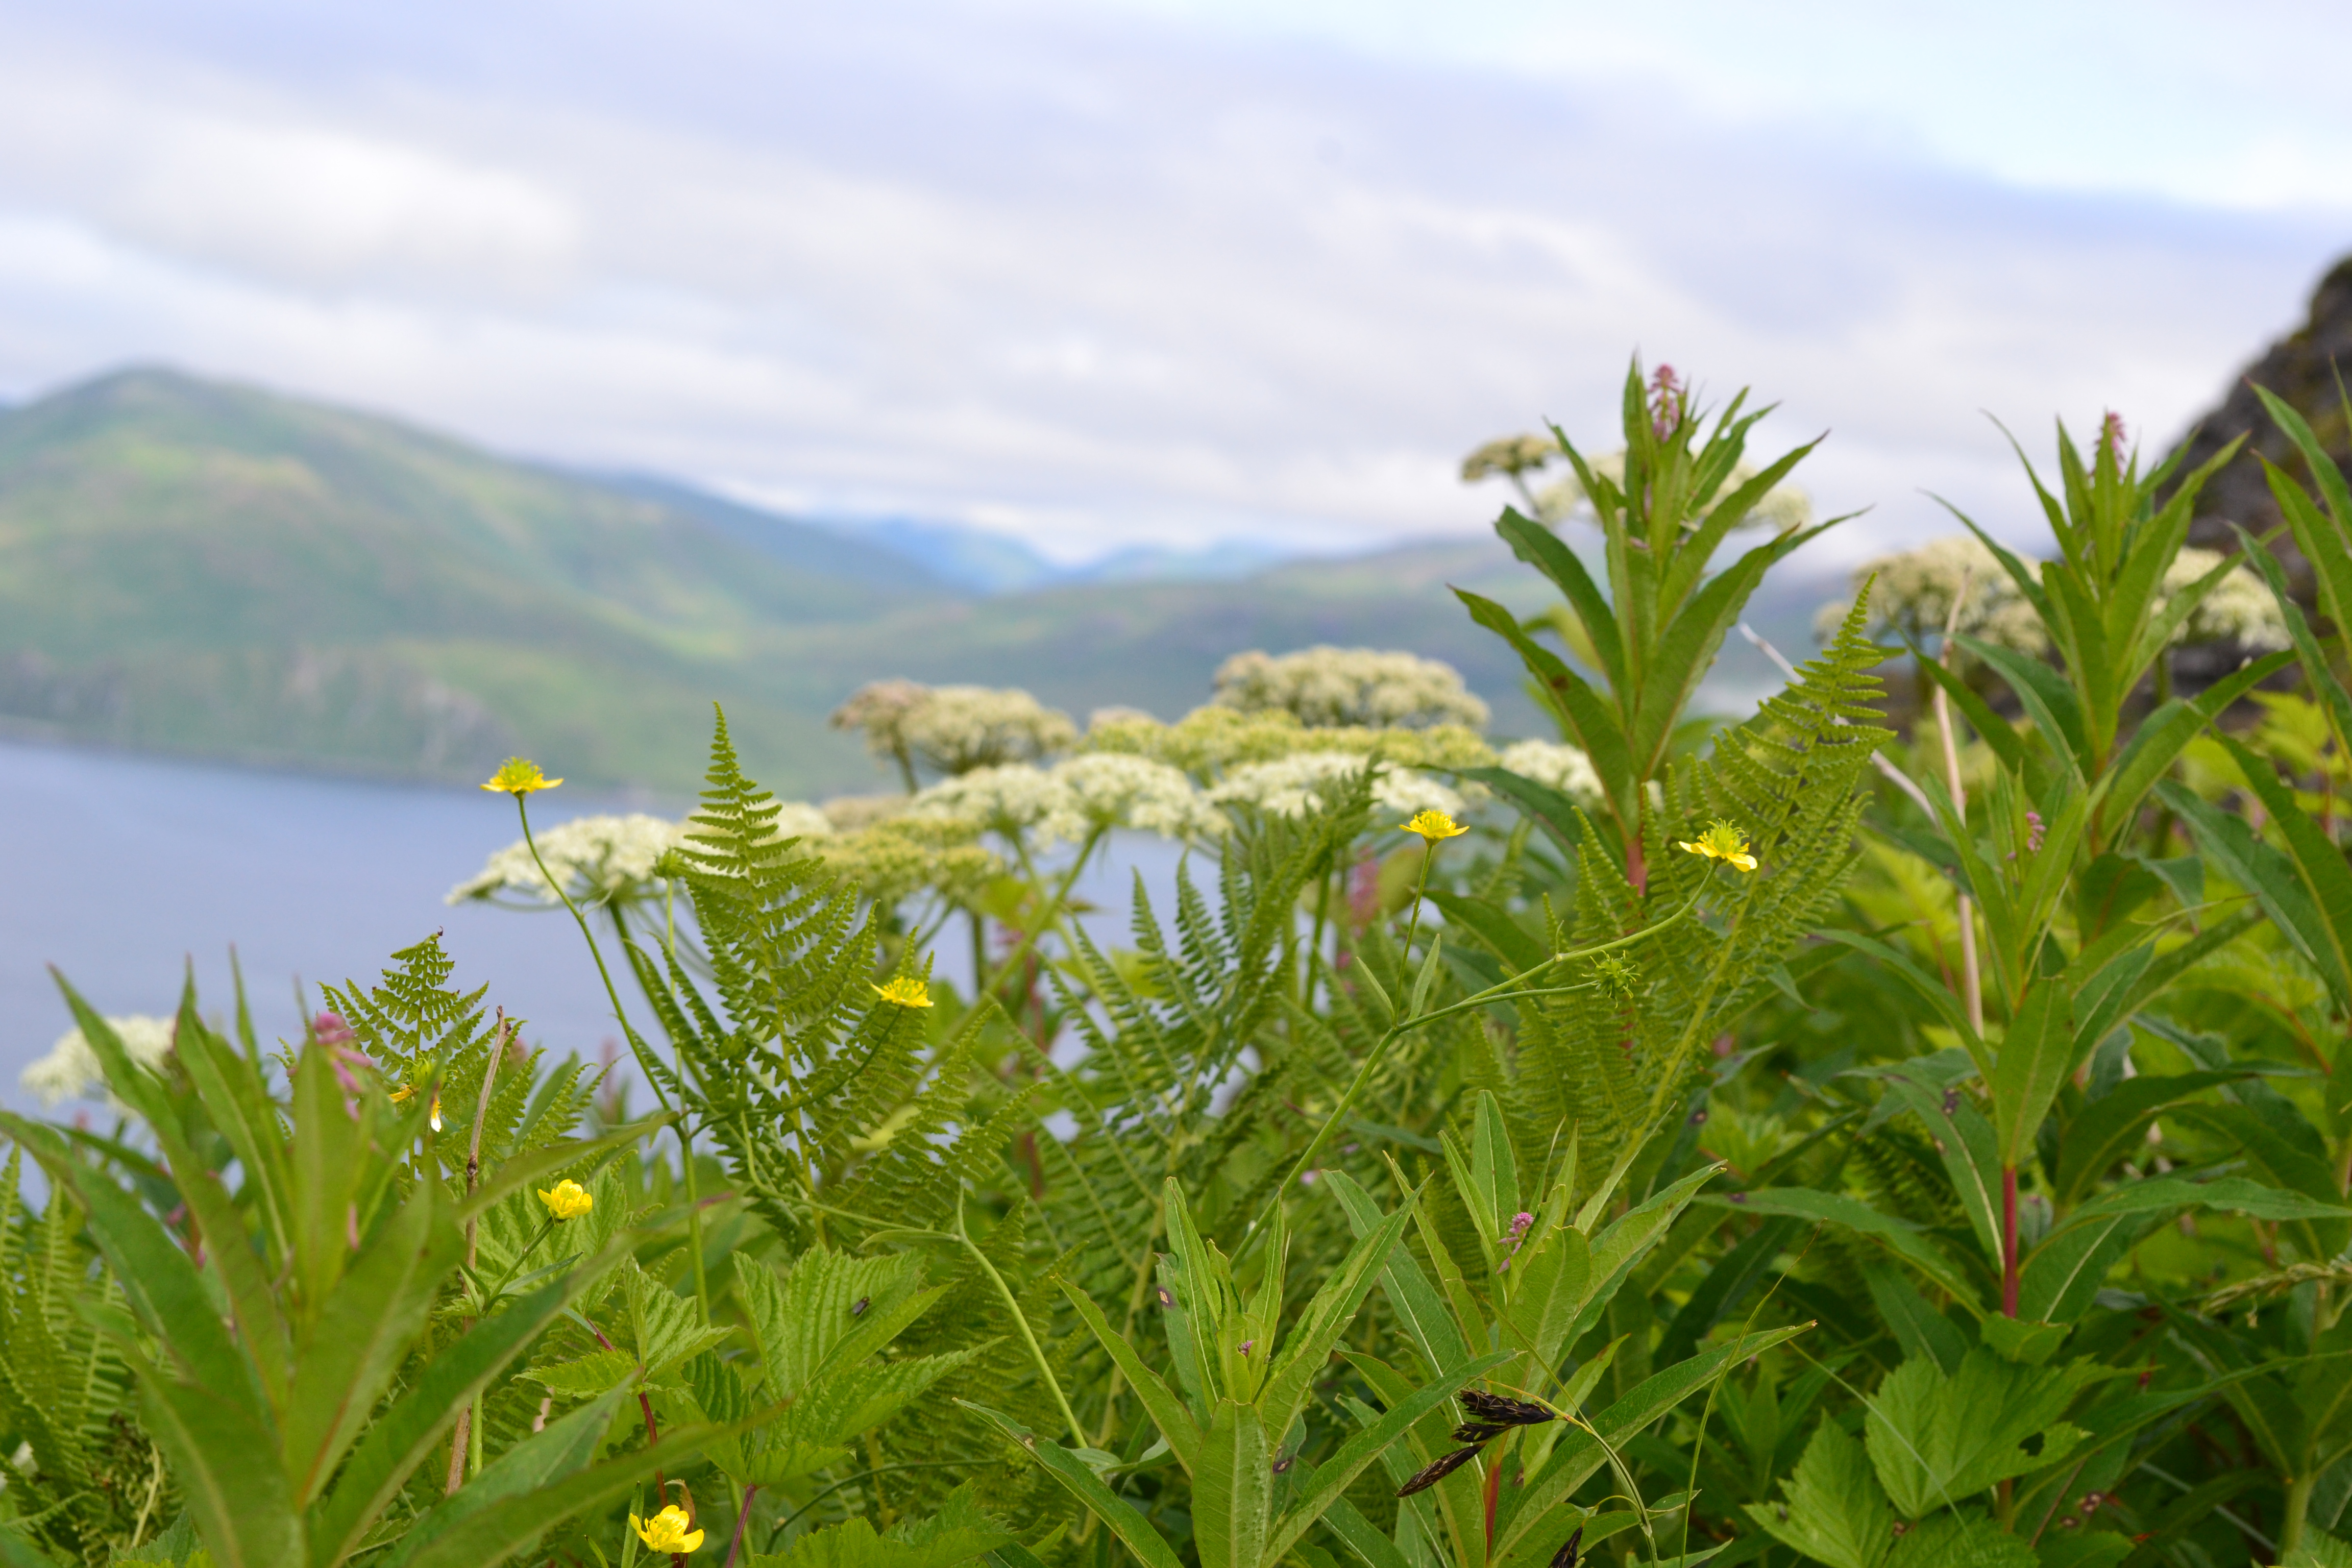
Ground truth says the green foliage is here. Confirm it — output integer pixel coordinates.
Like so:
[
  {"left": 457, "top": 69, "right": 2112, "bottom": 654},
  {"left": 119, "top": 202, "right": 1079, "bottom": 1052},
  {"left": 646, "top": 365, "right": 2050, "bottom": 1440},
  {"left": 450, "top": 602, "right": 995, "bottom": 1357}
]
[{"left": 12, "top": 360, "right": 2349, "bottom": 1568}]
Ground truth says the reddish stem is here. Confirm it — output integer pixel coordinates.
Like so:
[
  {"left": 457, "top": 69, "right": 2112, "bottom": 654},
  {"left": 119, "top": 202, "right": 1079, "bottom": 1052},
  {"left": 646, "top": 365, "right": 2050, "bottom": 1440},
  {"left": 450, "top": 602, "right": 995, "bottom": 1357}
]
[
  {"left": 1625, "top": 831, "right": 1648, "bottom": 896},
  {"left": 2000, "top": 1165, "right": 2020, "bottom": 1317},
  {"left": 723, "top": 1485, "right": 761, "bottom": 1567},
  {"left": 1485, "top": 1437, "right": 1506, "bottom": 1547},
  {"left": 584, "top": 1320, "right": 667, "bottom": 1496}
]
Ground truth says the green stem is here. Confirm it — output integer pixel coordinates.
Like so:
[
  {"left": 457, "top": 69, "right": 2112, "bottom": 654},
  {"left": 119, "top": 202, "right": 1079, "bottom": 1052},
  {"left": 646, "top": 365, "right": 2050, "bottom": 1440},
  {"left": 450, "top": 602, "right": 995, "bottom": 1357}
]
[
  {"left": 2283, "top": 1468, "right": 2314, "bottom": 1558},
  {"left": 1398, "top": 839, "right": 1436, "bottom": 961},
  {"left": 960, "top": 828, "right": 1103, "bottom": 1025},
  {"left": 954, "top": 1192, "right": 1086, "bottom": 1448},
  {"left": 516, "top": 798, "right": 708, "bottom": 1319}
]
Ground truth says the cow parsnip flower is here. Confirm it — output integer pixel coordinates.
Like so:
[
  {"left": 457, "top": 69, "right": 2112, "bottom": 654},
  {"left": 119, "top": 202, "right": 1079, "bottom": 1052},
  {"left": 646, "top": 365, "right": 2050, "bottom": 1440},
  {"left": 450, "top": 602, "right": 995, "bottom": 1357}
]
[
  {"left": 538, "top": 1179, "right": 594, "bottom": 1221},
  {"left": 1678, "top": 821, "right": 1757, "bottom": 872},
  {"left": 632, "top": 1505, "right": 704, "bottom": 1554},
  {"left": 20, "top": 1015, "right": 174, "bottom": 1108},
  {"left": 1402, "top": 809, "right": 1467, "bottom": 842},
  {"left": 481, "top": 757, "right": 561, "bottom": 795},
  {"left": 1212, "top": 647, "right": 1490, "bottom": 731},
  {"left": 872, "top": 976, "right": 934, "bottom": 1009}
]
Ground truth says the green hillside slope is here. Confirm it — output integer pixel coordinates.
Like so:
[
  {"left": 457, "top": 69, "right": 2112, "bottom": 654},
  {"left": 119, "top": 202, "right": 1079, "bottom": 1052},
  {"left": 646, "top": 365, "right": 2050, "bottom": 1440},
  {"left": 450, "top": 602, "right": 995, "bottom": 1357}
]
[{"left": 0, "top": 368, "right": 1841, "bottom": 797}]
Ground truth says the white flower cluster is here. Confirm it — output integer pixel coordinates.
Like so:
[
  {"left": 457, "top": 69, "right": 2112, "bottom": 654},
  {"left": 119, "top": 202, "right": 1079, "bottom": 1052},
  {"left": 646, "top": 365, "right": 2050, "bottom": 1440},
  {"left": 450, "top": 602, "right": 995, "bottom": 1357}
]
[
  {"left": 833, "top": 681, "right": 1077, "bottom": 777},
  {"left": 1534, "top": 450, "right": 1812, "bottom": 533},
  {"left": 2162, "top": 549, "right": 2290, "bottom": 650},
  {"left": 22, "top": 1015, "right": 175, "bottom": 1108},
  {"left": 1212, "top": 648, "right": 1490, "bottom": 731},
  {"left": 1496, "top": 739, "right": 1604, "bottom": 804},
  {"left": 1208, "top": 751, "right": 1467, "bottom": 822},
  {"left": 1822, "top": 533, "right": 2049, "bottom": 655},
  {"left": 912, "top": 754, "right": 1227, "bottom": 849},
  {"left": 446, "top": 813, "right": 693, "bottom": 906}
]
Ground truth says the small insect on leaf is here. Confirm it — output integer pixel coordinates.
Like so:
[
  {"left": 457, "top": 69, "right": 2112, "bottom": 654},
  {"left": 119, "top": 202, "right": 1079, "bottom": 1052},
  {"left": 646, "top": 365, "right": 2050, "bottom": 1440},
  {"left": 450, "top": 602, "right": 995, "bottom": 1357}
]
[
  {"left": 1451, "top": 1422, "right": 1510, "bottom": 1444},
  {"left": 1459, "top": 1390, "right": 1555, "bottom": 1426},
  {"left": 1551, "top": 1527, "right": 1584, "bottom": 1568},
  {"left": 1397, "top": 1446, "right": 1484, "bottom": 1497},
  {"left": 1156, "top": 1285, "right": 1175, "bottom": 1308},
  {"left": 851, "top": 1297, "right": 869, "bottom": 1316},
  {"left": 1272, "top": 1452, "right": 1295, "bottom": 1475}
]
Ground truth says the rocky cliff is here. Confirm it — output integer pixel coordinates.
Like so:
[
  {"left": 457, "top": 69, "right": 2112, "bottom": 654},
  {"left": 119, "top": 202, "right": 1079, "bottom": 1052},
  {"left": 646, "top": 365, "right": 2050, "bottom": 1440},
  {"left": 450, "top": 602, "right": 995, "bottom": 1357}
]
[{"left": 2174, "top": 254, "right": 2352, "bottom": 554}]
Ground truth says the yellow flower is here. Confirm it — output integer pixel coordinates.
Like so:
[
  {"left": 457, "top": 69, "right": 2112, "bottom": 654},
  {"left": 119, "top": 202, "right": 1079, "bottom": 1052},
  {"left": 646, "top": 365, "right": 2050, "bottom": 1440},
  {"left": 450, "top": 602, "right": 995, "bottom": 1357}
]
[
  {"left": 538, "top": 1179, "right": 594, "bottom": 1222},
  {"left": 632, "top": 1506, "right": 704, "bottom": 1554},
  {"left": 870, "top": 975, "right": 934, "bottom": 1009},
  {"left": 1401, "top": 809, "right": 1468, "bottom": 843},
  {"left": 429, "top": 1093, "right": 442, "bottom": 1132},
  {"left": 481, "top": 757, "right": 562, "bottom": 795},
  {"left": 1677, "top": 820, "right": 1757, "bottom": 872}
]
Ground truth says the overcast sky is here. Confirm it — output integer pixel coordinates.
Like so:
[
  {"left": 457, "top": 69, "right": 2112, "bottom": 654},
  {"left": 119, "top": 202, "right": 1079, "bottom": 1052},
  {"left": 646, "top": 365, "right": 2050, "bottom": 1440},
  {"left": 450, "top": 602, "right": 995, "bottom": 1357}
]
[{"left": 0, "top": 1, "right": 2345, "bottom": 563}]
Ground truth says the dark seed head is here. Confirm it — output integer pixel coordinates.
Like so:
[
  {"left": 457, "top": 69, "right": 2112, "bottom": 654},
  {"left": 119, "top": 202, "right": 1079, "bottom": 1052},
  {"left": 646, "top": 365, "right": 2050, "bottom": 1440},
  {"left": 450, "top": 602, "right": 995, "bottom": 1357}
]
[
  {"left": 1459, "top": 1390, "right": 1554, "bottom": 1426},
  {"left": 1550, "top": 1527, "right": 1584, "bottom": 1568},
  {"left": 1451, "top": 1422, "right": 1510, "bottom": 1444},
  {"left": 850, "top": 1296, "right": 869, "bottom": 1316},
  {"left": 1396, "top": 1446, "right": 1484, "bottom": 1497}
]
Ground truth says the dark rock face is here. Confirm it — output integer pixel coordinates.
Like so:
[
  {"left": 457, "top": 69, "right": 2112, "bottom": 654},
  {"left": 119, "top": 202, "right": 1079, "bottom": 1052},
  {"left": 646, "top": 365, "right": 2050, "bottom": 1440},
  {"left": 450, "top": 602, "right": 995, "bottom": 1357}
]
[{"left": 2171, "top": 255, "right": 2352, "bottom": 559}]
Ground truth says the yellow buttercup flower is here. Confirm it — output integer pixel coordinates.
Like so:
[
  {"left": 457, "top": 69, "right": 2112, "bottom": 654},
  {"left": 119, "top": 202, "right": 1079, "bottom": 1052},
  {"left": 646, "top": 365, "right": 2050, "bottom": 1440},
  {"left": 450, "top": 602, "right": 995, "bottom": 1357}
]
[
  {"left": 871, "top": 975, "right": 934, "bottom": 1009},
  {"left": 481, "top": 757, "right": 562, "bottom": 795},
  {"left": 632, "top": 1505, "right": 704, "bottom": 1554},
  {"left": 538, "top": 1179, "right": 594, "bottom": 1222},
  {"left": 389, "top": 1081, "right": 442, "bottom": 1130},
  {"left": 1677, "top": 821, "right": 1757, "bottom": 872},
  {"left": 1401, "top": 810, "right": 1468, "bottom": 843}
]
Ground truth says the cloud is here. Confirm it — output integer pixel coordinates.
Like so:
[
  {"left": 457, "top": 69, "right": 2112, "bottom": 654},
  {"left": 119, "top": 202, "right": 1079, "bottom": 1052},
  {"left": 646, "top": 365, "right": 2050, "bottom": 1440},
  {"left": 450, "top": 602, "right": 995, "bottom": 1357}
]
[{"left": 0, "top": 1, "right": 2341, "bottom": 564}]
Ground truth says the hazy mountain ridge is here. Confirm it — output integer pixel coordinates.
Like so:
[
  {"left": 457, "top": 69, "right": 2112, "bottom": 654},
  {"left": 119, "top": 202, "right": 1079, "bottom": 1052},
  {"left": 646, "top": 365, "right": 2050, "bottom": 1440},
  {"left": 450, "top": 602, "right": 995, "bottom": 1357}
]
[{"left": 0, "top": 366, "right": 1840, "bottom": 796}]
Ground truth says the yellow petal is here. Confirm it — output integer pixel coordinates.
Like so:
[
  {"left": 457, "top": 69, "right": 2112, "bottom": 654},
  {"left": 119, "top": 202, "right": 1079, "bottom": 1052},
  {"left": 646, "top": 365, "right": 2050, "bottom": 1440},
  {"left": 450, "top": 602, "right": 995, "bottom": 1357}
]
[
  {"left": 682, "top": 1530, "right": 706, "bottom": 1552},
  {"left": 1727, "top": 852, "right": 1757, "bottom": 871},
  {"left": 1677, "top": 840, "right": 1711, "bottom": 857}
]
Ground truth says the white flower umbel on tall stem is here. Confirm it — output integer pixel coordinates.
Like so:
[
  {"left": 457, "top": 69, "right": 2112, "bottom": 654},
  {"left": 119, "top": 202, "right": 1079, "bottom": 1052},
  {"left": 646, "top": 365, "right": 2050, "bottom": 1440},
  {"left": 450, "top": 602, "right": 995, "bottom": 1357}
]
[
  {"left": 445, "top": 813, "right": 695, "bottom": 908},
  {"left": 1212, "top": 647, "right": 1490, "bottom": 731},
  {"left": 1822, "top": 533, "right": 2048, "bottom": 657}
]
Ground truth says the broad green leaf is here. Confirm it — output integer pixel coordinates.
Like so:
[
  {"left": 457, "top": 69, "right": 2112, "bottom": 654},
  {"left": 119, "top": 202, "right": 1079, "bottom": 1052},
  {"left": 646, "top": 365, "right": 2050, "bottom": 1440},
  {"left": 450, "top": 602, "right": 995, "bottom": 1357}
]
[
  {"left": 1057, "top": 1279, "right": 1202, "bottom": 1473},
  {"left": 1496, "top": 1329, "right": 1809, "bottom": 1561},
  {"left": 284, "top": 1183, "right": 461, "bottom": 1506},
  {"left": 2096, "top": 652, "right": 2293, "bottom": 846},
  {"left": 1453, "top": 769, "right": 1586, "bottom": 861},
  {"left": 1864, "top": 1349, "right": 2091, "bottom": 1516},
  {"left": 2054, "top": 1173, "right": 2352, "bottom": 1231},
  {"left": 388, "top": 1418, "right": 737, "bottom": 1568},
  {"left": 1456, "top": 586, "right": 1636, "bottom": 814},
  {"left": 1956, "top": 635, "right": 2086, "bottom": 779},
  {"left": 1265, "top": 1351, "right": 1511, "bottom": 1565},
  {"left": 2051, "top": 1071, "right": 2251, "bottom": 1209},
  {"left": 1324, "top": 1172, "right": 1471, "bottom": 1381},
  {"left": 1195, "top": 1402, "right": 1273, "bottom": 1568},
  {"left": 137, "top": 1377, "right": 305, "bottom": 1568},
  {"left": 1744, "top": 1420, "right": 1893, "bottom": 1568},
  {"left": 1497, "top": 505, "right": 1627, "bottom": 692},
  {"left": 1696, "top": 1190, "right": 1974, "bottom": 1305},
  {"left": 1989, "top": 979, "right": 2072, "bottom": 1166},
  {"left": 306, "top": 1246, "right": 625, "bottom": 1567},
  {"left": 381, "top": 1389, "right": 625, "bottom": 1568},
  {"left": 2158, "top": 782, "right": 2350, "bottom": 1003}
]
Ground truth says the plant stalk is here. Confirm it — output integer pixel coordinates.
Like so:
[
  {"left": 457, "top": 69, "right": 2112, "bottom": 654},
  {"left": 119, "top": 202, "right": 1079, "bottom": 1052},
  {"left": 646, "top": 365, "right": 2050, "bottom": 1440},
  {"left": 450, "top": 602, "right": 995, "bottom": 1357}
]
[{"left": 2000, "top": 1164, "right": 2020, "bottom": 1318}]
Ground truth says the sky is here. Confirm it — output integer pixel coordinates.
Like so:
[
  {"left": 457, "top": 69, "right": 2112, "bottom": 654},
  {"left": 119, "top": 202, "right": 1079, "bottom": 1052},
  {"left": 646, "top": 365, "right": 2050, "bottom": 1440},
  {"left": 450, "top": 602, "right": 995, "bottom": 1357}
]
[{"left": 0, "top": 1, "right": 2345, "bottom": 565}]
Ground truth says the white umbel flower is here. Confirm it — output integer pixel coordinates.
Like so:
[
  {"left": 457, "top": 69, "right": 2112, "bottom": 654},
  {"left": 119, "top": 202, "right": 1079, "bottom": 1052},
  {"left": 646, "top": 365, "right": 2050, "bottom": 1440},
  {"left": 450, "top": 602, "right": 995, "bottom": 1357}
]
[
  {"left": 448, "top": 812, "right": 703, "bottom": 906},
  {"left": 1212, "top": 648, "right": 1489, "bottom": 731},
  {"left": 1823, "top": 533, "right": 2048, "bottom": 655},
  {"left": 22, "top": 1015, "right": 175, "bottom": 1108},
  {"left": 912, "top": 764, "right": 1086, "bottom": 846},
  {"left": 1054, "top": 752, "right": 1228, "bottom": 842},
  {"left": 2163, "top": 549, "right": 2290, "bottom": 649},
  {"left": 1209, "top": 751, "right": 1466, "bottom": 821},
  {"left": 1497, "top": 740, "right": 1603, "bottom": 804}
]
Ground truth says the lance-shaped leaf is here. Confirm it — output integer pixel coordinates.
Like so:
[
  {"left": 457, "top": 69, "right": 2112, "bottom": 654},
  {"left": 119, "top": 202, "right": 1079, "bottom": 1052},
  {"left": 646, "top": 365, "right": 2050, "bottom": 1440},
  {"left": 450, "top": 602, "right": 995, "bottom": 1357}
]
[
  {"left": 1260, "top": 1200, "right": 1413, "bottom": 1438},
  {"left": 1988, "top": 977, "right": 2073, "bottom": 1167},
  {"left": 2159, "top": 781, "right": 2350, "bottom": 1004},
  {"left": 2096, "top": 651, "right": 2292, "bottom": 846},
  {"left": 1497, "top": 505, "right": 1627, "bottom": 693},
  {"left": 959, "top": 1403, "right": 1186, "bottom": 1568},
  {"left": 2051, "top": 1070, "right": 2253, "bottom": 1210},
  {"left": 1495, "top": 1329, "right": 1809, "bottom": 1561},
  {"left": 1057, "top": 1278, "right": 1202, "bottom": 1472},
  {"left": 137, "top": 1376, "right": 306, "bottom": 1568}
]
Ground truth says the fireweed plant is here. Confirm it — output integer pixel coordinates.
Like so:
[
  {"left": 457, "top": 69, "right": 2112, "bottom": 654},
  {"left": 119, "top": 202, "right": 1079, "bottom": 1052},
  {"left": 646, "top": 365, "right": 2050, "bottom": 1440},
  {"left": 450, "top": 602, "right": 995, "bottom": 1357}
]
[{"left": 6, "top": 360, "right": 2351, "bottom": 1568}]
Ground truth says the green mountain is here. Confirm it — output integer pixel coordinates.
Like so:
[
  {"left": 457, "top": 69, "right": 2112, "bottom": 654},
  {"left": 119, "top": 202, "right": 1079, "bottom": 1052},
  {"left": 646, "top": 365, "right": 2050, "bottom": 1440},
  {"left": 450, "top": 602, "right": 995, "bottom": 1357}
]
[{"left": 0, "top": 368, "right": 1835, "bottom": 797}]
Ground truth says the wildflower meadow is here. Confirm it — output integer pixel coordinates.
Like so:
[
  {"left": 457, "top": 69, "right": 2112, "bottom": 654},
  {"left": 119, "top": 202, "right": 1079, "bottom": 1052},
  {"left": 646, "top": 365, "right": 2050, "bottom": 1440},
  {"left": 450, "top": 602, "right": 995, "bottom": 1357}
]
[{"left": 7, "top": 361, "right": 2351, "bottom": 1568}]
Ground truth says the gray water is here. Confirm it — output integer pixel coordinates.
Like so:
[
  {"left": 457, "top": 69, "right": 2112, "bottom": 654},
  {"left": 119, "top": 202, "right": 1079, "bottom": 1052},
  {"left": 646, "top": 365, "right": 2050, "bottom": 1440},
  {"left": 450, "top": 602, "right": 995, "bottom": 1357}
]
[{"left": 0, "top": 737, "right": 1190, "bottom": 1117}]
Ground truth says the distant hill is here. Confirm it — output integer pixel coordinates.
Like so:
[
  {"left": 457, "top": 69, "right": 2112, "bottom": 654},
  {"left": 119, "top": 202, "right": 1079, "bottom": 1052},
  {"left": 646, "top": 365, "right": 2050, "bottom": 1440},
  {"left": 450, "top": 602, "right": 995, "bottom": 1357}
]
[{"left": 0, "top": 366, "right": 1842, "bottom": 797}]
